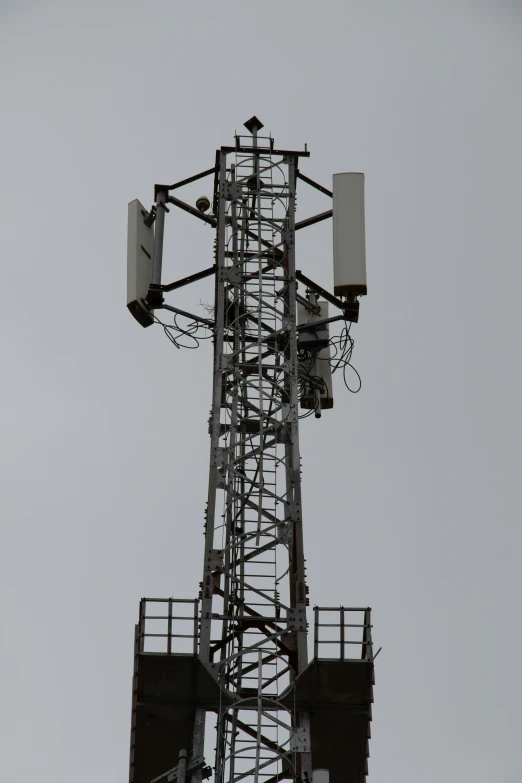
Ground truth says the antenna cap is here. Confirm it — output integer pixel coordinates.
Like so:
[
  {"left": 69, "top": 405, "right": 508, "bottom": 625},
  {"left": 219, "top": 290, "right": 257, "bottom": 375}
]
[{"left": 244, "top": 116, "right": 264, "bottom": 134}]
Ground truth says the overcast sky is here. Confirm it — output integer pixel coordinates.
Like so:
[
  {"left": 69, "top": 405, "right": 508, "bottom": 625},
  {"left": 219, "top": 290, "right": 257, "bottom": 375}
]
[{"left": 1, "top": 1, "right": 522, "bottom": 782}]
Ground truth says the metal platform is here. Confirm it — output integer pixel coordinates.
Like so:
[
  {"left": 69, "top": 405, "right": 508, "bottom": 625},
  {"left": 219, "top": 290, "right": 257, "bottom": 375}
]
[
  {"left": 281, "top": 658, "right": 373, "bottom": 783},
  {"left": 130, "top": 600, "right": 222, "bottom": 783},
  {"left": 130, "top": 653, "right": 220, "bottom": 783},
  {"left": 280, "top": 608, "right": 374, "bottom": 783},
  {"left": 130, "top": 602, "right": 374, "bottom": 783}
]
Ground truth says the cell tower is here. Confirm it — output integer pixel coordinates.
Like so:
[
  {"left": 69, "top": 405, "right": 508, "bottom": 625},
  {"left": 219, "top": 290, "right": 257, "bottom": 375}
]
[{"left": 127, "top": 118, "right": 374, "bottom": 783}]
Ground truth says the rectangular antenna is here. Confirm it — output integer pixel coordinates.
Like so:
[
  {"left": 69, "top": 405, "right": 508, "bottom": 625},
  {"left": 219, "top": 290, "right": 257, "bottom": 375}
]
[
  {"left": 127, "top": 199, "right": 154, "bottom": 327},
  {"left": 332, "top": 173, "right": 367, "bottom": 297}
]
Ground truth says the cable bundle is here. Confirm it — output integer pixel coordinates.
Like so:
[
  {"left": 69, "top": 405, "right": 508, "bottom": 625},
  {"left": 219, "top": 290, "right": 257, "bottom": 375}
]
[
  {"left": 323, "top": 324, "right": 362, "bottom": 393},
  {"left": 153, "top": 313, "right": 213, "bottom": 350}
]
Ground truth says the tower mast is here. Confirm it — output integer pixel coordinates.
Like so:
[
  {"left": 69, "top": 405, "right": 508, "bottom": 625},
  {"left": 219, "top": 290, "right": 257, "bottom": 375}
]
[
  {"left": 196, "top": 117, "right": 311, "bottom": 783},
  {"left": 127, "top": 119, "right": 374, "bottom": 783}
]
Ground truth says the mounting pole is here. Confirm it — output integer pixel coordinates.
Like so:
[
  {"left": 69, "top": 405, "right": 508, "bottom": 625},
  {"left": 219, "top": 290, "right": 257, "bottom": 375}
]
[{"left": 152, "top": 187, "right": 168, "bottom": 288}]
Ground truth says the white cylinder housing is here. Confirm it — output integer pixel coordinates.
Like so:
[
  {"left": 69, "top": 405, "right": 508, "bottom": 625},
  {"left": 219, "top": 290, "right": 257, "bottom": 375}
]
[{"left": 332, "top": 173, "right": 367, "bottom": 297}]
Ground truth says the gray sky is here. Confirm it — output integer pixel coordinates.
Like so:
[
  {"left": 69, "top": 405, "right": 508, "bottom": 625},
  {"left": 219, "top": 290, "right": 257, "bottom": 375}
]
[{"left": 1, "top": 1, "right": 522, "bottom": 781}]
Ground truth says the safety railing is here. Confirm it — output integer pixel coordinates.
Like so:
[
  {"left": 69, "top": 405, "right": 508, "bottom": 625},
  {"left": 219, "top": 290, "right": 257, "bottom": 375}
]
[
  {"left": 137, "top": 598, "right": 199, "bottom": 655},
  {"left": 313, "top": 606, "right": 373, "bottom": 662}
]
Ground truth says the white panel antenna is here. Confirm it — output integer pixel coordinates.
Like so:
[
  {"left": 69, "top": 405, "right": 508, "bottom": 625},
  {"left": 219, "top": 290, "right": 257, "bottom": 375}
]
[
  {"left": 332, "top": 173, "right": 367, "bottom": 297},
  {"left": 127, "top": 199, "right": 154, "bottom": 327}
]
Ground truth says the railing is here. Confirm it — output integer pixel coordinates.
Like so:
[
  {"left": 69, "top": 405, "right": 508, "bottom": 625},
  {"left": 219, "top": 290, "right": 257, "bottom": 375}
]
[
  {"left": 313, "top": 606, "right": 373, "bottom": 662},
  {"left": 137, "top": 598, "right": 199, "bottom": 655}
]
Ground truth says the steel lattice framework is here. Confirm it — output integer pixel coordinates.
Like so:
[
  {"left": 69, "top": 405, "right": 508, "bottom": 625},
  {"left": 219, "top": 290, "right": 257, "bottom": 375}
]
[
  {"left": 128, "top": 118, "right": 374, "bottom": 783},
  {"left": 194, "top": 123, "right": 312, "bottom": 783}
]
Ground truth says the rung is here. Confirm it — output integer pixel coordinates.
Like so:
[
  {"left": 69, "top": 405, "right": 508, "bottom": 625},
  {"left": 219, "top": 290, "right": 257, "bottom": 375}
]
[{"left": 142, "top": 633, "right": 195, "bottom": 639}]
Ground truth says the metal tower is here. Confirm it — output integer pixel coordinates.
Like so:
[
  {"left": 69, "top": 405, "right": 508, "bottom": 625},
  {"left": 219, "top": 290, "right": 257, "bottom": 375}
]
[{"left": 127, "top": 119, "right": 374, "bottom": 783}]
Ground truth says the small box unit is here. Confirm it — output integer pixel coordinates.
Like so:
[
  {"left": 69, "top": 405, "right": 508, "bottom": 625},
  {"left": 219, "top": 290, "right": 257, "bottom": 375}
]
[{"left": 298, "top": 301, "right": 333, "bottom": 411}]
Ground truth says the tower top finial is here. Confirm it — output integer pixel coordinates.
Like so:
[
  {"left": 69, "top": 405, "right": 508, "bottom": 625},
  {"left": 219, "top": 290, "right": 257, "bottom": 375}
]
[{"left": 244, "top": 116, "right": 264, "bottom": 134}]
